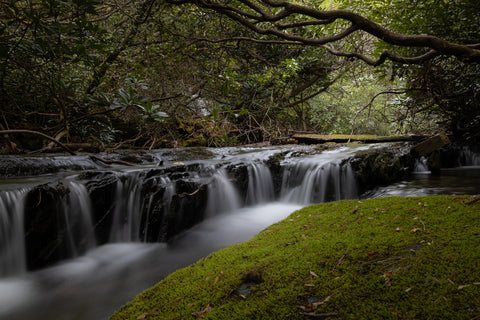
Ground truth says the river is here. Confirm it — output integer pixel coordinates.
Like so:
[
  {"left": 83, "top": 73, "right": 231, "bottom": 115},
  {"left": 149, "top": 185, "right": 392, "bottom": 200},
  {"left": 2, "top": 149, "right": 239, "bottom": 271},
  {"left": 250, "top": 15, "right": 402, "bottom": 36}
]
[{"left": 0, "top": 144, "right": 479, "bottom": 320}]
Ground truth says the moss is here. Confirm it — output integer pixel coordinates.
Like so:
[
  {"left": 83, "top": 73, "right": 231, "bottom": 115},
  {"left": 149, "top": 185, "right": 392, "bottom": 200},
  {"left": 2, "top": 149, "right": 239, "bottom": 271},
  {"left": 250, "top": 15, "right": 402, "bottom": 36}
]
[{"left": 111, "top": 196, "right": 480, "bottom": 320}]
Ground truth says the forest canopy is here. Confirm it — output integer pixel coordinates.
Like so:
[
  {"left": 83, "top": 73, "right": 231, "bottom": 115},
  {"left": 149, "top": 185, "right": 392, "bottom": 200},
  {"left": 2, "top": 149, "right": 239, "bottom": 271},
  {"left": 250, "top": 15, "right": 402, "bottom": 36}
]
[{"left": 1, "top": 0, "right": 479, "bottom": 153}]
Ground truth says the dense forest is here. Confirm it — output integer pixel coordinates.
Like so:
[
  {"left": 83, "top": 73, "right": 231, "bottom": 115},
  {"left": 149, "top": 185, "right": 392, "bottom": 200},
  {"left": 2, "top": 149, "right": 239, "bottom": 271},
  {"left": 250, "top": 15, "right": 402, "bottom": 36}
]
[{"left": 1, "top": 0, "right": 479, "bottom": 153}]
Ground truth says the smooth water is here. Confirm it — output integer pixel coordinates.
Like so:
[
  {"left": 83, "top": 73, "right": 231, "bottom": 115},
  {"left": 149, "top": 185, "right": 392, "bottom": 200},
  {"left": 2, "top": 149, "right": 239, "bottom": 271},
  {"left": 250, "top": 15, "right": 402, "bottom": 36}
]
[{"left": 0, "top": 203, "right": 302, "bottom": 320}]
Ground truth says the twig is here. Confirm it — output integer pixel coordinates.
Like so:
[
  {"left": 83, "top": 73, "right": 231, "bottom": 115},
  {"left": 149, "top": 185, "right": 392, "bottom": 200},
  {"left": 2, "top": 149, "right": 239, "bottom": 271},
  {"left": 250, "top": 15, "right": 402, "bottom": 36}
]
[
  {"left": 463, "top": 196, "right": 480, "bottom": 205},
  {"left": 0, "top": 129, "right": 76, "bottom": 155},
  {"left": 332, "top": 253, "right": 347, "bottom": 272}
]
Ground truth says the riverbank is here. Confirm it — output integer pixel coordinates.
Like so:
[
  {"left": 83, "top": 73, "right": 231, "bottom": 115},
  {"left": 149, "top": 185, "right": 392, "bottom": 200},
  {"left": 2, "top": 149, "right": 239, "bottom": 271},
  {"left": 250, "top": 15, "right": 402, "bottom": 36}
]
[{"left": 111, "top": 195, "right": 480, "bottom": 319}]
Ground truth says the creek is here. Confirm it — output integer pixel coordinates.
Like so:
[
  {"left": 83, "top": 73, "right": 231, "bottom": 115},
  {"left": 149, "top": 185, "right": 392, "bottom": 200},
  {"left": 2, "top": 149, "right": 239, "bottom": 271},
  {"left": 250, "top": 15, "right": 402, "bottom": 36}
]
[{"left": 0, "top": 143, "right": 479, "bottom": 320}]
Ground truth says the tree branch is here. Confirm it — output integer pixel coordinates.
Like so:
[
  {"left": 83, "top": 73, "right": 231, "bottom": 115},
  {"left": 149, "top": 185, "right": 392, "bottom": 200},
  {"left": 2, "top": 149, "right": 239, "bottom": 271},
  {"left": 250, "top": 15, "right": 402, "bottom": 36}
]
[
  {"left": 167, "top": 0, "right": 480, "bottom": 64},
  {"left": 0, "top": 130, "right": 76, "bottom": 155}
]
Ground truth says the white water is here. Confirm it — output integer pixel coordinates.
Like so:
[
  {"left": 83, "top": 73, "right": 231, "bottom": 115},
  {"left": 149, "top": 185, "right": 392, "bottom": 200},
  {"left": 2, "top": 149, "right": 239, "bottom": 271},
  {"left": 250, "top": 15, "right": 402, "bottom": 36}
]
[
  {"left": 0, "top": 202, "right": 301, "bottom": 320},
  {"left": 63, "top": 182, "right": 96, "bottom": 256},
  {"left": 0, "top": 189, "right": 27, "bottom": 277},
  {"left": 246, "top": 163, "right": 275, "bottom": 205},
  {"left": 206, "top": 169, "right": 242, "bottom": 215},
  {"left": 280, "top": 147, "right": 362, "bottom": 204}
]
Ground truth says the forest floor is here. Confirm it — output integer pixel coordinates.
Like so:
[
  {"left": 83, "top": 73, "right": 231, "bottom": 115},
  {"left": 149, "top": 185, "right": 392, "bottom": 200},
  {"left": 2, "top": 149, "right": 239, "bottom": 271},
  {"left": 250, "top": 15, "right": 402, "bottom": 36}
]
[{"left": 111, "top": 195, "right": 480, "bottom": 320}]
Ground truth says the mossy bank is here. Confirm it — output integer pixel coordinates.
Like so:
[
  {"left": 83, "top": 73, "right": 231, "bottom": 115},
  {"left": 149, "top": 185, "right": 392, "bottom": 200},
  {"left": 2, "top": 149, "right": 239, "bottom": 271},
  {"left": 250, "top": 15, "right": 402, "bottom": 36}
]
[{"left": 111, "top": 196, "right": 480, "bottom": 320}]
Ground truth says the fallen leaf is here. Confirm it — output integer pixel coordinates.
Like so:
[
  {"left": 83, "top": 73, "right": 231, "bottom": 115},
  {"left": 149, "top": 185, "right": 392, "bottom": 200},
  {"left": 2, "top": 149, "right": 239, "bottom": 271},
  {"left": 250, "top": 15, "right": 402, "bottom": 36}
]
[
  {"left": 458, "top": 284, "right": 470, "bottom": 290},
  {"left": 392, "top": 214, "right": 399, "bottom": 220},
  {"left": 351, "top": 206, "right": 359, "bottom": 214},
  {"left": 405, "top": 287, "right": 412, "bottom": 292},
  {"left": 302, "top": 234, "right": 308, "bottom": 239},
  {"left": 447, "top": 278, "right": 455, "bottom": 285},
  {"left": 213, "top": 276, "right": 219, "bottom": 285},
  {"left": 304, "top": 283, "right": 315, "bottom": 287},
  {"left": 310, "top": 271, "right": 319, "bottom": 278},
  {"left": 367, "top": 251, "right": 379, "bottom": 258},
  {"left": 355, "top": 217, "right": 362, "bottom": 223},
  {"left": 411, "top": 227, "right": 422, "bottom": 232},
  {"left": 383, "top": 271, "right": 395, "bottom": 277}
]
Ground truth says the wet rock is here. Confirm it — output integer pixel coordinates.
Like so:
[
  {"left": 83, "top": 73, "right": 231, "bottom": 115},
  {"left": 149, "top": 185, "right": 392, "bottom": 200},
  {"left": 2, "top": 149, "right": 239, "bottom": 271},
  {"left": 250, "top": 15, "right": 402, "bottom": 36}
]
[
  {"left": 23, "top": 183, "right": 70, "bottom": 270},
  {"left": 82, "top": 172, "right": 120, "bottom": 244},
  {"left": 161, "top": 180, "right": 208, "bottom": 241},
  {"left": 348, "top": 144, "right": 416, "bottom": 193}
]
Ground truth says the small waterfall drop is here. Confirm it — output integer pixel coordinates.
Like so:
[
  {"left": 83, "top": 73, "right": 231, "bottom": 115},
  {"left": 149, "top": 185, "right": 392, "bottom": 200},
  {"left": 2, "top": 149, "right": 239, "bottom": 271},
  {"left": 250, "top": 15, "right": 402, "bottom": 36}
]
[
  {"left": 414, "top": 157, "right": 430, "bottom": 173},
  {"left": 62, "top": 181, "right": 96, "bottom": 256},
  {"left": 142, "top": 176, "right": 175, "bottom": 242},
  {"left": 245, "top": 163, "right": 275, "bottom": 205},
  {"left": 0, "top": 189, "right": 27, "bottom": 277},
  {"left": 109, "top": 173, "right": 145, "bottom": 242},
  {"left": 281, "top": 157, "right": 358, "bottom": 205},
  {"left": 458, "top": 146, "right": 480, "bottom": 166},
  {"left": 206, "top": 169, "right": 241, "bottom": 215}
]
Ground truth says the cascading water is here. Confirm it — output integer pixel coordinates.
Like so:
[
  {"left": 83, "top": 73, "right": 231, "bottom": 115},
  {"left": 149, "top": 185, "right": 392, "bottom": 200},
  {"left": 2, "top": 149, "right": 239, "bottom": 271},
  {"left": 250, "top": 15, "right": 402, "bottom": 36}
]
[
  {"left": 281, "top": 162, "right": 357, "bottom": 204},
  {"left": 280, "top": 147, "right": 360, "bottom": 205},
  {"left": 205, "top": 169, "right": 242, "bottom": 215},
  {"left": 0, "top": 189, "right": 27, "bottom": 277},
  {"left": 62, "top": 181, "right": 96, "bottom": 257},
  {"left": 245, "top": 162, "right": 275, "bottom": 205},
  {"left": 142, "top": 176, "right": 175, "bottom": 242},
  {"left": 109, "top": 173, "right": 145, "bottom": 242}
]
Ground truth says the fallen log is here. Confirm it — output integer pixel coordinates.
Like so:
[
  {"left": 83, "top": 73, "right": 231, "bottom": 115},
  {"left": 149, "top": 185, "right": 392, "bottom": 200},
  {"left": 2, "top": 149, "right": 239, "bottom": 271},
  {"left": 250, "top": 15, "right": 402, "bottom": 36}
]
[{"left": 292, "top": 134, "right": 424, "bottom": 144}]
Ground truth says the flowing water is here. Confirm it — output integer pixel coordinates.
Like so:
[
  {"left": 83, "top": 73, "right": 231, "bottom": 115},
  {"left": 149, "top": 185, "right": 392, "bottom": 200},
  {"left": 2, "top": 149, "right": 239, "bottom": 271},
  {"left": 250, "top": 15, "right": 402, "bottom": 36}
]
[{"left": 0, "top": 144, "right": 478, "bottom": 320}]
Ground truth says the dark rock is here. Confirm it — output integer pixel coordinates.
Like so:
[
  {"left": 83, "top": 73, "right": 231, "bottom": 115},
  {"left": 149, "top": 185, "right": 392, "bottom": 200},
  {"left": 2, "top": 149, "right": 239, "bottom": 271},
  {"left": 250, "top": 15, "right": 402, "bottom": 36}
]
[
  {"left": 82, "top": 172, "right": 120, "bottom": 244},
  {"left": 348, "top": 144, "right": 416, "bottom": 193},
  {"left": 23, "top": 183, "right": 70, "bottom": 270}
]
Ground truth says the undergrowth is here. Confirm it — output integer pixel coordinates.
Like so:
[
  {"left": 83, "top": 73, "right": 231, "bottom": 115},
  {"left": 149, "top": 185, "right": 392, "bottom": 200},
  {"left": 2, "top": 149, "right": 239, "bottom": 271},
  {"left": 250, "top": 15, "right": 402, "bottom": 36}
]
[{"left": 111, "top": 196, "right": 480, "bottom": 319}]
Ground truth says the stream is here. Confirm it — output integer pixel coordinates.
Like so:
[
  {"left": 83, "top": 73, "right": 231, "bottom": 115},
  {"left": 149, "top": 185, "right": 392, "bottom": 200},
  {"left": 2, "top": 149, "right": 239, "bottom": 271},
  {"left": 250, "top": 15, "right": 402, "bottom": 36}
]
[{"left": 0, "top": 144, "right": 479, "bottom": 320}]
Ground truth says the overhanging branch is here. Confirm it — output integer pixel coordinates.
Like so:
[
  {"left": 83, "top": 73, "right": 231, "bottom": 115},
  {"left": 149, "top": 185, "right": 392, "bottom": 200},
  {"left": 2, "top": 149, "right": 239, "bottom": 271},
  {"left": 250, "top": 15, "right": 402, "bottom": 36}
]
[{"left": 167, "top": 0, "right": 480, "bottom": 64}]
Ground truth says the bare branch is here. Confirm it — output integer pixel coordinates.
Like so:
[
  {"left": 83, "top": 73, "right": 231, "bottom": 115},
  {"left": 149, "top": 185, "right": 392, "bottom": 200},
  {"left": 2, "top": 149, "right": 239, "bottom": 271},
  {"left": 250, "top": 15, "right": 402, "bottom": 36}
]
[
  {"left": 0, "top": 130, "right": 76, "bottom": 155},
  {"left": 167, "top": 0, "right": 480, "bottom": 64},
  {"left": 348, "top": 89, "right": 425, "bottom": 138}
]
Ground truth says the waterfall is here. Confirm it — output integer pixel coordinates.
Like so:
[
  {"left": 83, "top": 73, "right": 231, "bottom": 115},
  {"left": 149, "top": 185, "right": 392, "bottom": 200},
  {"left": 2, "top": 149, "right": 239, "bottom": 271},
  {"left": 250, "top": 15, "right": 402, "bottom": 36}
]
[
  {"left": 414, "top": 157, "right": 430, "bottom": 173},
  {"left": 205, "top": 169, "right": 241, "bottom": 216},
  {"left": 458, "top": 146, "right": 480, "bottom": 166},
  {"left": 0, "top": 145, "right": 373, "bottom": 276},
  {"left": 0, "top": 189, "right": 27, "bottom": 277},
  {"left": 245, "top": 163, "right": 275, "bottom": 205},
  {"left": 109, "top": 173, "right": 145, "bottom": 242},
  {"left": 281, "top": 160, "right": 358, "bottom": 205},
  {"left": 62, "top": 181, "right": 96, "bottom": 256},
  {"left": 142, "top": 177, "right": 175, "bottom": 242}
]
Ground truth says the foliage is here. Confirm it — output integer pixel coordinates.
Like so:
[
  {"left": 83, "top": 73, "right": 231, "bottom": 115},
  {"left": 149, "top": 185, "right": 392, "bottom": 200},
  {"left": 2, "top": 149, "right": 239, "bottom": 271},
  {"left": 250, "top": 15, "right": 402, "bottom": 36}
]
[
  {"left": 0, "top": 0, "right": 479, "bottom": 152},
  {"left": 334, "top": 0, "right": 480, "bottom": 141},
  {"left": 111, "top": 195, "right": 480, "bottom": 319}
]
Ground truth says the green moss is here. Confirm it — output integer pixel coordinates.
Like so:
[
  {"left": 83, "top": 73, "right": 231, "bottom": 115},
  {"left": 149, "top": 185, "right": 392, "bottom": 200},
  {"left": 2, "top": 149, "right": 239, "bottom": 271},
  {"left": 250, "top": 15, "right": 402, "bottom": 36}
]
[{"left": 111, "top": 196, "right": 480, "bottom": 319}]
